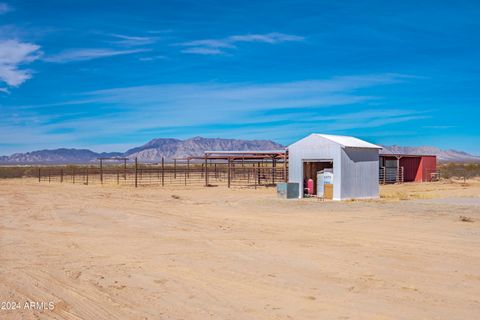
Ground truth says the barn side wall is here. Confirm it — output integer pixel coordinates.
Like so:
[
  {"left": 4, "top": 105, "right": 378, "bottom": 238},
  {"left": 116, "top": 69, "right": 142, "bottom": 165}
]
[
  {"left": 340, "top": 148, "right": 380, "bottom": 199},
  {"left": 400, "top": 157, "right": 421, "bottom": 182},
  {"left": 421, "top": 156, "right": 437, "bottom": 181},
  {"left": 288, "top": 135, "right": 342, "bottom": 199}
]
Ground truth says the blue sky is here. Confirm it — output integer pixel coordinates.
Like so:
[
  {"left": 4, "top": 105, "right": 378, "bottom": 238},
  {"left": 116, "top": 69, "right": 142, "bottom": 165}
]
[{"left": 1, "top": 0, "right": 479, "bottom": 155}]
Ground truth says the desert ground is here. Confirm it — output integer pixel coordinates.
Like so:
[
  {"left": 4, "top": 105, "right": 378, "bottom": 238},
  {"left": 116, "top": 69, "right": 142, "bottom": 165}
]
[{"left": 0, "top": 179, "right": 479, "bottom": 320}]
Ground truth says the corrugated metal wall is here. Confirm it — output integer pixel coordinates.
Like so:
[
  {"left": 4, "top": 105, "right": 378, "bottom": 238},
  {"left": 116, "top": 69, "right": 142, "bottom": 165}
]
[
  {"left": 340, "top": 148, "right": 379, "bottom": 199},
  {"left": 288, "top": 135, "right": 379, "bottom": 200},
  {"left": 420, "top": 156, "right": 437, "bottom": 181},
  {"left": 400, "top": 157, "right": 421, "bottom": 182},
  {"left": 288, "top": 135, "right": 341, "bottom": 199}
]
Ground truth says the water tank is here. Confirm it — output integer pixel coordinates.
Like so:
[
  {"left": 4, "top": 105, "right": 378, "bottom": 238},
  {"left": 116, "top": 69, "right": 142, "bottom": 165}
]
[
  {"left": 317, "top": 169, "right": 333, "bottom": 198},
  {"left": 307, "top": 179, "right": 314, "bottom": 195}
]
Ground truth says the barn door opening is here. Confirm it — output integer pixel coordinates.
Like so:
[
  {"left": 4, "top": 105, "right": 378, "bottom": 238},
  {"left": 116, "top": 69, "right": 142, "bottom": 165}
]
[{"left": 303, "top": 160, "right": 333, "bottom": 197}]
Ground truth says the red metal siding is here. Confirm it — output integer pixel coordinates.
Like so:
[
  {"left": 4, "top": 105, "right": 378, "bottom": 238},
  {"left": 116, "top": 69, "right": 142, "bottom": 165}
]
[
  {"left": 420, "top": 156, "right": 437, "bottom": 181},
  {"left": 400, "top": 157, "right": 421, "bottom": 182}
]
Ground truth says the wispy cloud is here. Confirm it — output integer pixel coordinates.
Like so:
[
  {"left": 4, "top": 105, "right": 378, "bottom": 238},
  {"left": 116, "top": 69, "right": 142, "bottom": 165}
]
[
  {"left": 44, "top": 48, "right": 150, "bottom": 63},
  {"left": 139, "top": 55, "right": 168, "bottom": 61},
  {"left": 0, "top": 2, "right": 12, "bottom": 14},
  {"left": 181, "top": 47, "right": 224, "bottom": 55},
  {"left": 108, "top": 33, "right": 158, "bottom": 46},
  {"left": 0, "top": 39, "right": 42, "bottom": 87},
  {"left": 177, "top": 32, "right": 304, "bottom": 55},
  {"left": 0, "top": 73, "right": 427, "bottom": 153}
]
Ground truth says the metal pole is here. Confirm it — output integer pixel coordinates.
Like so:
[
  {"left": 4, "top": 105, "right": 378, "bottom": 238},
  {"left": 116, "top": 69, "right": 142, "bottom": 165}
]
[
  {"left": 117, "top": 169, "right": 119, "bottom": 184},
  {"left": 38, "top": 168, "right": 41, "bottom": 182},
  {"left": 283, "top": 155, "right": 287, "bottom": 182},
  {"left": 187, "top": 159, "right": 190, "bottom": 178},
  {"left": 124, "top": 159, "right": 127, "bottom": 180},
  {"left": 135, "top": 157, "right": 138, "bottom": 188},
  {"left": 72, "top": 168, "right": 75, "bottom": 184},
  {"left": 396, "top": 157, "right": 400, "bottom": 183},
  {"left": 257, "top": 165, "right": 261, "bottom": 186},
  {"left": 161, "top": 157, "right": 165, "bottom": 187},
  {"left": 174, "top": 159, "right": 177, "bottom": 179},
  {"left": 227, "top": 158, "right": 231, "bottom": 188},
  {"left": 86, "top": 168, "right": 89, "bottom": 185},
  {"left": 100, "top": 159, "right": 103, "bottom": 185},
  {"left": 204, "top": 154, "right": 208, "bottom": 186},
  {"left": 272, "top": 157, "right": 276, "bottom": 185}
]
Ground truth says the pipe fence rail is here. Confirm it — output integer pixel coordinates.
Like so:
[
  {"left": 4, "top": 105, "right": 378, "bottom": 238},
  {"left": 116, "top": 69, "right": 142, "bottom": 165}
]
[{"left": 37, "top": 162, "right": 288, "bottom": 188}]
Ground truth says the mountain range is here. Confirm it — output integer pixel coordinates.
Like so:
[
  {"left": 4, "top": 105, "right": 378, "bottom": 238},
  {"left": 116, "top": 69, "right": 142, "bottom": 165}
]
[{"left": 0, "top": 137, "right": 479, "bottom": 164}]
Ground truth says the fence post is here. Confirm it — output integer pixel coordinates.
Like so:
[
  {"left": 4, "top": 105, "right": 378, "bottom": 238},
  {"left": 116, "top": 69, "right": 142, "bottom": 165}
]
[
  {"left": 254, "top": 168, "right": 257, "bottom": 189},
  {"left": 174, "top": 159, "right": 177, "bottom": 179},
  {"left": 257, "top": 166, "right": 261, "bottom": 186},
  {"left": 100, "top": 159, "right": 103, "bottom": 185},
  {"left": 161, "top": 157, "right": 165, "bottom": 187},
  {"left": 48, "top": 170, "right": 51, "bottom": 183},
  {"left": 272, "top": 158, "right": 276, "bottom": 185},
  {"left": 227, "top": 158, "right": 231, "bottom": 188},
  {"left": 204, "top": 154, "right": 208, "bottom": 187},
  {"left": 38, "top": 168, "right": 41, "bottom": 182},
  {"left": 86, "top": 168, "right": 89, "bottom": 185},
  {"left": 124, "top": 159, "right": 127, "bottom": 180},
  {"left": 72, "top": 167, "right": 75, "bottom": 184},
  {"left": 117, "top": 169, "right": 119, "bottom": 185},
  {"left": 61, "top": 169, "right": 64, "bottom": 183},
  {"left": 135, "top": 157, "right": 138, "bottom": 188}
]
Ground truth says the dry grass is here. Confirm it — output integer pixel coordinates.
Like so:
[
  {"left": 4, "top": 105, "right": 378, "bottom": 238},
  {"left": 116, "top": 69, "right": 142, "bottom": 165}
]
[{"left": 380, "top": 179, "right": 480, "bottom": 201}]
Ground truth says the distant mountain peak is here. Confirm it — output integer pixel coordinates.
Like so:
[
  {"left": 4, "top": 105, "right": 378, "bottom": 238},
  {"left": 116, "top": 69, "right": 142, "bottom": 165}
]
[
  {"left": 380, "top": 145, "right": 480, "bottom": 162},
  {"left": 1, "top": 138, "right": 478, "bottom": 164},
  {"left": 0, "top": 137, "right": 284, "bottom": 164},
  {"left": 124, "top": 136, "right": 285, "bottom": 162}
]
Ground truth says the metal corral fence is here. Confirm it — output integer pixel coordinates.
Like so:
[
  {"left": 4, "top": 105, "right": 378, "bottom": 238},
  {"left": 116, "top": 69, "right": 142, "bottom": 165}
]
[
  {"left": 37, "top": 162, "right": 287, "bottom": 188},
  {"left": 379, "top": 166, "right": 404, "bottom": 184}
]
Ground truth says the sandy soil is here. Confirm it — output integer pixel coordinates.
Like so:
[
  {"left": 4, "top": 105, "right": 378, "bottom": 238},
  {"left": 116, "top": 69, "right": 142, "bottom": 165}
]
[{"left": 1, "top": 179, "right": 479, "bottom": 320}]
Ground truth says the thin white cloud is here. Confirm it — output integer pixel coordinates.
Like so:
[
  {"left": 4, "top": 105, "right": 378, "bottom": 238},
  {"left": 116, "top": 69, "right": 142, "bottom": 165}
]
[
  {"left": 0, "top": 39, "right": 42, "bottom": 87},
  {"left": 181, "top": 47, "right": 224, "bottom": 55},
  {"left": 180, "top": 39, "right": 235, "bottom": 49},
  {"left": 177, "top": 32, "right": 304, "bottom": 55},
  {"left": 44, "top": 48, "right": 149, "bottom": 63},
  {"left": 230, "top": 33, "right": 304, "bottom": 43},
  {"left": 1, "top": 73, "right": 423, "bottom": 153},
  {"left": 139, "top": 55, "right": 168, "bottom": 61},
  {"left": 109, "top": 33, "right": 157, "bottom": 46},
  {"left": 0, "top": 2, "right": 12, "bottom": 14}
]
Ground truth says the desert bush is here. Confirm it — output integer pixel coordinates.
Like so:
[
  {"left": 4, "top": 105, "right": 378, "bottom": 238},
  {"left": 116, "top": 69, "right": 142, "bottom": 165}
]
[{"left": 438, "top": 163, "right": 480, "bottom": 180}]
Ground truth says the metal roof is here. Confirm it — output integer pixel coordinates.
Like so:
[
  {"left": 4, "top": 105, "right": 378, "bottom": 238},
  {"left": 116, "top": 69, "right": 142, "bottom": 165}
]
[
  {"left": 204, "top": 150, "right": 286, "bottom": 155},
  {"left": 379, "top": 152, "right": 437, "bottom": 158},
  {"left": 312, "top": 134, "right": 381, "bottom": 149}
]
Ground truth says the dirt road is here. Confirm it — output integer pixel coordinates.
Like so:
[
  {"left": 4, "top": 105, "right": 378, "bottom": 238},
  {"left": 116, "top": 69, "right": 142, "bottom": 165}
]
[{"left": 1, "top": 179, "right": 479, "bottom": 319}]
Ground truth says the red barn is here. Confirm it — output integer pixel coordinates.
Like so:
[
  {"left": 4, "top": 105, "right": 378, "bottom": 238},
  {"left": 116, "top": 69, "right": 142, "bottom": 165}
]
[{"left": 379, "top": 154, "right": 437, "bottom": 183}]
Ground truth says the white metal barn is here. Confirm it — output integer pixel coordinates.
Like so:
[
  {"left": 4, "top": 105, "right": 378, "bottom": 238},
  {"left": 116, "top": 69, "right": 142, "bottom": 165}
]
[{"left": 288, "top": 134, "right": 381, "bottom": 200}]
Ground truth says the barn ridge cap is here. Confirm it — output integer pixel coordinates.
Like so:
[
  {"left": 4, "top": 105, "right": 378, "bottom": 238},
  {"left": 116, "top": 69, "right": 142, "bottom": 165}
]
[{"left": 310, "top": 133, "right": 382, "bottom": 149}]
